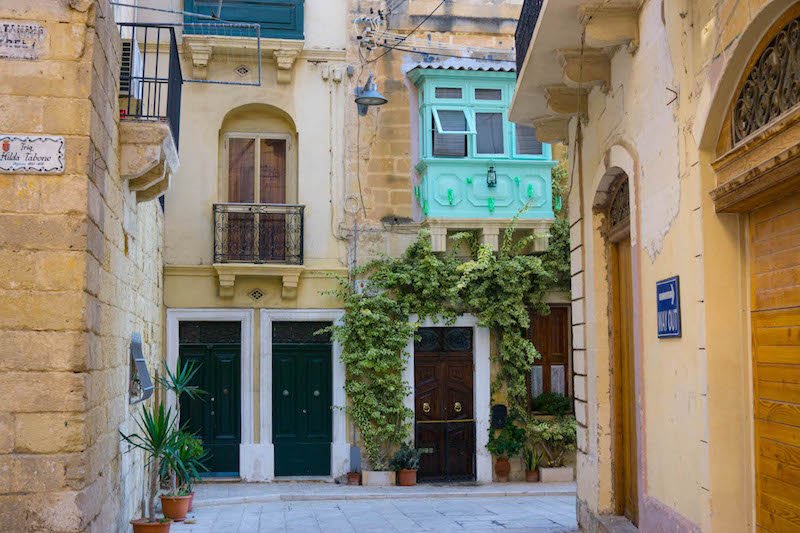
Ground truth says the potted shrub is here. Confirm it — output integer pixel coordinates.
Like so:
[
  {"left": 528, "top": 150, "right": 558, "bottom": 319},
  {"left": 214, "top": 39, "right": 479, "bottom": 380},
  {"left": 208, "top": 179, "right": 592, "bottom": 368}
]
[
  {"left": 121, "top": 403, "right": 178, "bottom": 533},
  {"left": 157, "top": 362, "right": 206, "bottom": 521},
  {"left": 346, "top": 471, "right": 361, "bottom": 485},
  {"left": 487, "top": 422, "right": 525, "bottom": 482},
  {"left": 527, "top": 416, "right": 577, "bottom": 482},
  {"left": 530, "top": 392, "right": 572, "bottom": 416},
  {"left": 523, "top": 446, "right": 545, "bottom": 482},
  {"left": 389, "top": 443, "right": 422, "bottom": 486}
]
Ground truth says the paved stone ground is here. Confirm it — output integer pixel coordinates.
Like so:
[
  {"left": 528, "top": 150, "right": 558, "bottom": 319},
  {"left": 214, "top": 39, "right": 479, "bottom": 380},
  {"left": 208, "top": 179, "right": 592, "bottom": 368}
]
[{"left": 171, "top": 495, "right": 578, "bottom": 532}]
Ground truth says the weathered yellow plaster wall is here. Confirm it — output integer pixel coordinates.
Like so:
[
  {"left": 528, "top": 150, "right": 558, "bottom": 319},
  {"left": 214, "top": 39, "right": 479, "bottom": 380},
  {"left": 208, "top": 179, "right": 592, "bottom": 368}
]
[{"left": 0, "top": 1, "right": 165, "bottom": 531}]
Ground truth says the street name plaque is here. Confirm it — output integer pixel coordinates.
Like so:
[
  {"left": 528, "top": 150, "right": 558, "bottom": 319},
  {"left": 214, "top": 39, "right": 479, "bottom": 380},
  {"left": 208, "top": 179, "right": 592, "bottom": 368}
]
[{"left": 0, "top": 135, "right": 65, "bottom": 174}]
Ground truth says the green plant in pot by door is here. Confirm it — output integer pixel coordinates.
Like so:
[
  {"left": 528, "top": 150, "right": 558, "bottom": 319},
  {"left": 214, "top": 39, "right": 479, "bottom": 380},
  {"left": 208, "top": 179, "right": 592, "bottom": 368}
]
[
  {"left": 523, "top": 446, "right": 545, "bottom": 482},
  {"left": 390, "top": 443, "right": 422, "bottom": 486},
  {"left": 527, "top": 416, "right": 577, "bottom": 482},
  {"left": 157, "top": 362, "right": 207, "bottom": 521},
  {"left": 487, "top": 422, "right": 525, "bottom": 482},
  {"left": 121, "top": 403, "right": 178, "bottom": 533}
]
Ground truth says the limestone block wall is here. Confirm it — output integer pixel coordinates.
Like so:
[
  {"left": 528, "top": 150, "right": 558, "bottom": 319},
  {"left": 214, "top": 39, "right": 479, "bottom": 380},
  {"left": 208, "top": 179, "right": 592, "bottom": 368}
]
[{"left": 0, "top": 1, "right": 164, "bottom": 531}]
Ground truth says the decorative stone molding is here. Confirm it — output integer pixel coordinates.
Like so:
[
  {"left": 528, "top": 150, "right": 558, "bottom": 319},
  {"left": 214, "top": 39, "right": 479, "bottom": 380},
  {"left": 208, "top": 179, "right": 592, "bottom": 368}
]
[
  {"left": 580, "top": 5, "right": 640, "bottom": 51},
  {"left": 533, "top": 116, "right": 571, "bottom": 144},
  {"left": 212, "top": 263, "right": 305, "bottom": 299},
  {"left": 558, "top": 48, "right": 610, "bottom": 88},
  {"left": 425, "top": 218, "right": 553, "bottom": 253},
  {"left": 273, "top": 48, "right": 300, "bottom": 83},
  {"left": 119, "top": 121, "right": 179, "bottom": 203},
  {"left": 182, "top": 35, "right": 305, "bottom": 83},
  {"left": 544, "top": 85, "right": 589, "bottom": 116},
  {"left": 711, "top": 106, "right": 800, "bottom": 212}
]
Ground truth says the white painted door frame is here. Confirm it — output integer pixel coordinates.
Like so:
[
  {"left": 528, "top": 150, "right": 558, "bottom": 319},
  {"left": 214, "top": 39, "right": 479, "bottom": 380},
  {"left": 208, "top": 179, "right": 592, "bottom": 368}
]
[
  {"left": 404, "top": 314, "right": 492, "bottom": 483},
  {"left": 165, "top": 308, "right": 255, "bottom": 478},
  {"left": 260, "top": 309, "right": 348, "bottom": 480}
]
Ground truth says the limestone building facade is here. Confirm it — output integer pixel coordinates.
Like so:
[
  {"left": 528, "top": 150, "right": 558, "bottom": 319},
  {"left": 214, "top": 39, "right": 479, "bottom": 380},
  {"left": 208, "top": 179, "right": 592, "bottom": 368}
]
[
  {"left": 0, "top": 0, "right": 178, "bottom": 531},
  {"left": 513, "top": 0, "right": 800, "bottom": 530}
]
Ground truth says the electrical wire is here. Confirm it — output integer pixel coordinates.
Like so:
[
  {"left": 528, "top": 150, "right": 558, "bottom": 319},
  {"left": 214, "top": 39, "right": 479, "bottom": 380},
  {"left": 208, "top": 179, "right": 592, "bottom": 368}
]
[
  {"left": 367, "top": 0, "right": 447, "bottom": 63},
  {"left": 377, "top": 43, "right": 514, "bottom": 63}
]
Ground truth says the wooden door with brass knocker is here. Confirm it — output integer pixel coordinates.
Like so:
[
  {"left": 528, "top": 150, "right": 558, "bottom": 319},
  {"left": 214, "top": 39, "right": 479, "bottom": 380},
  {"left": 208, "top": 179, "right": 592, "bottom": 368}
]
[
  {"left": 414, "top": 327, "right": 475, "bottom": 482},
  {"left": 179, "top": 331, "right": 241, "bottom": 476}
]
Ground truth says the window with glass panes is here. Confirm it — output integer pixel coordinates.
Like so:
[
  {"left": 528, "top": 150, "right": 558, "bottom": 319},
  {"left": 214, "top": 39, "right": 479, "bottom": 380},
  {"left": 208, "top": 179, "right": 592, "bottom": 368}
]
[
  {"left": 527, "top": 305, "right": 572, "bottom": 408},
  {"left": 416, "top": 71, "right": 546, "bottom": 161}
]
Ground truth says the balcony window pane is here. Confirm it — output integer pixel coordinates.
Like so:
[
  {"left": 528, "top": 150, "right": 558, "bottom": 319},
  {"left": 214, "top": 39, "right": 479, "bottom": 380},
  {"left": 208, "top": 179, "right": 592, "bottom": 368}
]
[
  {"left": 432, "top": 110, "right": 468, "bottom": 157},
  {"left": 228, "top": 138, "right": 256, "bottom": 202},
  {"left": 435, "top": 87, "right": 462, "bottom": 99},
  {"left": 259, "top": 139, "right": 286, "bottom": 203},
  {"left": 475, "top": 88, "right": 502, "bottom": 100},
  {"left": 516, "top": 124, "right": 543, "bottom": 155},
  {"left": 476, "top": 112, "right": 504, "bottom": 154}
]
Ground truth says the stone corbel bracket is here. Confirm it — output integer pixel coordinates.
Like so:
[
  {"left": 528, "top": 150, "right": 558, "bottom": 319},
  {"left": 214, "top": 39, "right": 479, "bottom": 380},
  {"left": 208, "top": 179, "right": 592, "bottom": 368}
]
[
  {"left": 544, "top": 85, "right": 589, "bottom": 118},
  {"left": 426, "top": 219, "right": 553, "bottom": 253},
  {"left": 213, "top": 264, "right": 305, "bottom": 299},
  {"left": 533, "top": 116, "right": 571, "bottom": 145},
  {"left": 558, "top": 48, "right": 610, "bottom": 90},
  {"left": 273, "top": 48, "right": 300, "bottom": 84},
  {"left": 120, "top": 121, "right": 179, "bottom": 203},
  {"left": 579, "top": 5, "right": 640, "bottom": 52},
  {"left": 185, "top": 41, "right": 213, "bottom": 80}
]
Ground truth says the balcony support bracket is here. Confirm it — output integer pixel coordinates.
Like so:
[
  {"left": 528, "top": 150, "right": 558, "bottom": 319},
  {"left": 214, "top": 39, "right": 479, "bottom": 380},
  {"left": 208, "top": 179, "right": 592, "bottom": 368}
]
[
  {"left": 532, "top": 116, "right": 571, "bottom": 144},
  {"left": 558, "top": 48, "right": 610, "bottom": 89},
  {"left": 120, "top": 121, "right": 179, "bottom": 204},
  {"left": 213, "top": 264, "right": 305, "bottom": 299},
  {"left": 425, "top": 219, "right": 553, "bottom": 254},
  {"left": 544, "top": 85, "right": 588, "bottom": 117},
  {"left": 580, "top": 5, "right": 639, "bottom": 51}
]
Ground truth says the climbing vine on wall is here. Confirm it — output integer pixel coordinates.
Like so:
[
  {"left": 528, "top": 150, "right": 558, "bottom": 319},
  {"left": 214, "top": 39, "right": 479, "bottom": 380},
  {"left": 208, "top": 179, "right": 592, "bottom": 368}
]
[{"left": 329, "top": 224, "right": 562, "bottom": 469}]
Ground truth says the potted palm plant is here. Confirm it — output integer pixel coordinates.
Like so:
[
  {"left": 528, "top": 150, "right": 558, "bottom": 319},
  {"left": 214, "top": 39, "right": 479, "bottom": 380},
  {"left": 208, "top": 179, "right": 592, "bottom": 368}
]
[
  {"left": 157, "top": 362, "right": 206, "bottom": 521},
  {"left": 523, "top": 446, "right": 545, "bottom": 482},
  {"left": 121, "top": 403, "right": 178, "bottom": 533},
  {"left": 389, "top": 443, "right": 422, "bottom": 486},
  {"left": 487, "top": 422, "right": 525, "bottom": 482}
]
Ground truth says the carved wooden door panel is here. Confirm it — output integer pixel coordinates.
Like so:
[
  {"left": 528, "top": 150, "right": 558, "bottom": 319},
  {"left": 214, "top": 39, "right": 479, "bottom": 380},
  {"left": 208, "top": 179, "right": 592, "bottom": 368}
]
[{"left": 414, "top": 327, "right": 475, "bottom": 482}]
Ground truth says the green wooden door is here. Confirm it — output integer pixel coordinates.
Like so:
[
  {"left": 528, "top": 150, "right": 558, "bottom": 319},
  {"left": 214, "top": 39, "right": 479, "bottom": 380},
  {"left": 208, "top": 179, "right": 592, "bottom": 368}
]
[
  {"left": 273, "top": 344, "right": 332, "bottom": 476},
  {"left": 180, "top": 344, "right": 241, "bottom": 476}
]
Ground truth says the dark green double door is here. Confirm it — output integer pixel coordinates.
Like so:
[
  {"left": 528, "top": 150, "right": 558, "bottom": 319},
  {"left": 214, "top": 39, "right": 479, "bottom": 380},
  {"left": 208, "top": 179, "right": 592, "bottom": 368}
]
[
  {"left": 180, "top": 344, "right": 241, "bottom": 476},
  {"left": 273, "top": 345, "right": 332, "bottom": 476}
]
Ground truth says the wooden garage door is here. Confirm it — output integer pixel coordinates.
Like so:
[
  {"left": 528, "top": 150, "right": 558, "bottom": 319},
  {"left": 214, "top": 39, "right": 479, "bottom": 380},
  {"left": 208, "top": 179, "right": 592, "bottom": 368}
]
[{"left": 751, "top": 192, "right": 800, "bottom": 532}]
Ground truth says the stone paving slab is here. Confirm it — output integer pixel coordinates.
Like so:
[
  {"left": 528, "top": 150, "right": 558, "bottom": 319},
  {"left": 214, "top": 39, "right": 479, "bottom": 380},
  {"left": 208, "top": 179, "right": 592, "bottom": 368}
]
[
  {"left": 172, "top": 495, "right": 579, "bottom": 532},
  {"left": 192, "top": 481, "right": 577, "bottom": 507}
]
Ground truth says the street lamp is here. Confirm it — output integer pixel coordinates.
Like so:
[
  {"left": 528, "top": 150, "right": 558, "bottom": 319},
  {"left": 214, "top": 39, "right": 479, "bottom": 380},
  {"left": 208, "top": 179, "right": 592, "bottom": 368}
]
[
  {"left": 354, "top": 74, "right": 388, "bottom": 116},
  {"left": 486, "top": 166, "right": 497, "bottom": 188}
]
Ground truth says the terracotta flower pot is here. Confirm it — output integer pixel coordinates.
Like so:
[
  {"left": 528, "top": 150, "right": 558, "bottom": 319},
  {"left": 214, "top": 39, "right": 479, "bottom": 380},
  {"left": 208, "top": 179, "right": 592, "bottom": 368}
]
[
  {"left": 347, "top": 472, "right": 361, "bottom": 486},
  {"left": 160, "top": 494, "right": 192, "bottom": 522},
  {"left": 525, "top": 469, "right": 540, "bottom": 482},
  {"left": 130, "top": 518, "right": 171, "bottom": 533},
  {"left": 494, "top": 457, "right": 511, "bottom": 482},
  {"left": 397, "top": 469, "right": 417, "bottom": 486}
]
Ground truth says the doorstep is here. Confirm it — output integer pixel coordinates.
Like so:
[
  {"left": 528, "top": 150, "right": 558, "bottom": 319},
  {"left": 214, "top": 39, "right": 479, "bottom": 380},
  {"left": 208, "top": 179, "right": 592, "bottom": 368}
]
[{"left": 192, "top": 481, "right": 576, "bottom": 507}]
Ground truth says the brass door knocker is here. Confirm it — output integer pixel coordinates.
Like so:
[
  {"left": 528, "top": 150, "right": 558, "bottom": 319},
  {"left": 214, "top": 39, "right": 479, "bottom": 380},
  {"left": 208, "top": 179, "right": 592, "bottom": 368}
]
[
  {"left": 422, "top": 402, "right": 431, "bottom": 413},
  {"left": 454, "top": 401, "right": 462, "bottom": 413}
]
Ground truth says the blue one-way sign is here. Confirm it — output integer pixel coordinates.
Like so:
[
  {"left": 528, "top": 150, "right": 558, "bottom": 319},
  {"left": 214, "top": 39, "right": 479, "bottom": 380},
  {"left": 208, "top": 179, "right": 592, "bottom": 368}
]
[{"left": 656, "top": 276, "right": 681, "bottom": 338}]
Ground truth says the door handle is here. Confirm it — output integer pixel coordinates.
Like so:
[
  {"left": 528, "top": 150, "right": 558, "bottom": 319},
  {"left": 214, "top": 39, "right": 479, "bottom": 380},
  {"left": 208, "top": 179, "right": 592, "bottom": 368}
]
[
  {"left": 302, "top": 409, "right": 307, "bottom": 414},
  {"left": 454, "top": 402, "right": 462, "bottom": 413},
  {"left": 210, "top": 396, "right": 215, "bottom": 403}
]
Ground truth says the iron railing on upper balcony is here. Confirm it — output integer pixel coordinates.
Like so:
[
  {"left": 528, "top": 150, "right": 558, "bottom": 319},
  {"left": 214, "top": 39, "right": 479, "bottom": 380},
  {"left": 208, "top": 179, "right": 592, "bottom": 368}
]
[
  {"left": 515, "top": 0, "right": 544, "bottom": 73},
  {"left": 213, "top": 203, "right": 304, "bottom": 265},
  {"left": 118, "top": 23, "right": 183, "bottom": 147}
]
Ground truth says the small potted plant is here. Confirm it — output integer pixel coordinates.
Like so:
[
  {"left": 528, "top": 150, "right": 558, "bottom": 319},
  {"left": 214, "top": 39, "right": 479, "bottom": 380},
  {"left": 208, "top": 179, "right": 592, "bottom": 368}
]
[
  {"left": 121, "top": 403, "right": 178, "bottom": 533},
  {"left": 523, "top": 446, "right": 545, "bottom": 482},
  {"left": 346, "top": 471, "right": 361, "bottom": 485},
  {"left": 527, "top": 416, "right": 577, "bottom": 482},
  {"left": 157, "top": 362, "right": 206, "bottom": 521},
  {"left": 389, "top": 443, "right": 422, "bottom": 486},
  {"left": 487, "top": 422, "right": 525, "bottom": 482}
]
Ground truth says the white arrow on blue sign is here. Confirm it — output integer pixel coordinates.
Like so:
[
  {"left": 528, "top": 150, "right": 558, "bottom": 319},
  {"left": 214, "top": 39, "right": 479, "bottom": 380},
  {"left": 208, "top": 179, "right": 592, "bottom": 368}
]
[{"left": 656, "top": 276, "right": 681, "bottom": 338}]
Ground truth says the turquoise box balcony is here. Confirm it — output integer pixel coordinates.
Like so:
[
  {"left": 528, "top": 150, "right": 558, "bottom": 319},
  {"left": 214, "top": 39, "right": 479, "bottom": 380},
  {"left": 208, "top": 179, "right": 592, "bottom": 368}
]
[
  {"left": 408, "top": 66, "right": 556, "bottom": 249},
  {"left": 184, "top": 0, "right": 304, "bottom": 40}
]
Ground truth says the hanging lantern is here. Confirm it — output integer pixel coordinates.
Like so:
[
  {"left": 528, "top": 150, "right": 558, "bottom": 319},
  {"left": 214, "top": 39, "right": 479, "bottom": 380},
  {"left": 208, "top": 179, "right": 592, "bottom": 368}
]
[{"left": 486, "top": 166, "right": 497, "bottom": 188}]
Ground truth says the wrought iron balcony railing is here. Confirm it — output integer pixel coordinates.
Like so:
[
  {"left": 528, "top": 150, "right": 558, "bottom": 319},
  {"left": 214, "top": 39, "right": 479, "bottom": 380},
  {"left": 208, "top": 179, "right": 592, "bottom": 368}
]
[
  {"left": 118, "top": 23, "right": 183, "bottom": 147},
  {"left": 213, "top": 203, "right": 304, "bottom": 264},
  {"left": 515, "top": 0, "right": 544, "bottom": 73}
]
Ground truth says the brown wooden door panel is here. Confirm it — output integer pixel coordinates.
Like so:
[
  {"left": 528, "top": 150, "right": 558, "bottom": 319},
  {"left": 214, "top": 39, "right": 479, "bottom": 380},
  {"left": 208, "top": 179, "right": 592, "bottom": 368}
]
[
  {"left": 414, "top": 328, "right": 475, "bottom": 482},
  {"left": 751, "top": 191, "right": 800, "bottom": 532}
]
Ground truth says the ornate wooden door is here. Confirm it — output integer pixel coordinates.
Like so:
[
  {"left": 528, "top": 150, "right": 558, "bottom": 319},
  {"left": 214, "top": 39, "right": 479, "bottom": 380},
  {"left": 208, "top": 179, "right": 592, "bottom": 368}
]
[{"left": 414, "top": 327, "right": 475, "bottom": 482}]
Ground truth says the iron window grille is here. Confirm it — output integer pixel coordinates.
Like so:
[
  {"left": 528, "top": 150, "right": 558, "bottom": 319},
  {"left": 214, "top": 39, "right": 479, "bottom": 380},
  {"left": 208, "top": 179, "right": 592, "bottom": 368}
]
[
  {"left": 515, "top": 0, "right": 545, "bottom": 73},
  {"left": 213, "top": 203, "right": 304, "bottom": 264}
]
